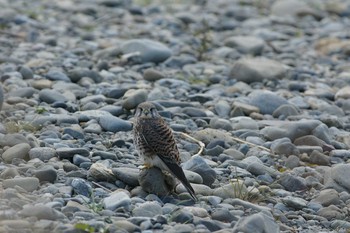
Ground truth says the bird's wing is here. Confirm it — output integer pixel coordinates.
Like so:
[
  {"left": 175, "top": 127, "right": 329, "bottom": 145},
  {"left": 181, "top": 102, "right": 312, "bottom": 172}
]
[{"left": 157, "top": 152, "right": 197, "bottom": 201}]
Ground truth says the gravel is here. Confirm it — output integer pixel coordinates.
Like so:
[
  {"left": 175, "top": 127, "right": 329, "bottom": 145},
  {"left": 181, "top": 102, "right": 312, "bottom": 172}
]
[{"left": 1, "top": 0, "right": 350, "bottom": 232}]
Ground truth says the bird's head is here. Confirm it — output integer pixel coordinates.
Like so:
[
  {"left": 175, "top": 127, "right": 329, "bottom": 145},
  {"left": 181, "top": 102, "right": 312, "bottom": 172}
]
[{"left": 135, "top": 102, "right": 159, "bottom": 118}]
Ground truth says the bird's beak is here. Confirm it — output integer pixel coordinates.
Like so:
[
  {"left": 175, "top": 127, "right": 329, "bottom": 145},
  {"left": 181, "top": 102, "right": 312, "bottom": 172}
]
[{"left": 143, "top": 109, "right": 149, "bottom": 115}]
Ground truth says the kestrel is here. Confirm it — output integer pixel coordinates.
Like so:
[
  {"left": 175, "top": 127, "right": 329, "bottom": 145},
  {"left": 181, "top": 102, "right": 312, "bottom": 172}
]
[{"left": 133, "top": 102, "right": 197, "bottom": 201}]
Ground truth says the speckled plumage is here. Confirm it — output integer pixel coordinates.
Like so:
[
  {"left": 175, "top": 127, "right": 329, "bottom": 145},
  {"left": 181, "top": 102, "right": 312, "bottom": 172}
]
[{"left": 133, "top": 102, "right": 197, "bottom": 200}]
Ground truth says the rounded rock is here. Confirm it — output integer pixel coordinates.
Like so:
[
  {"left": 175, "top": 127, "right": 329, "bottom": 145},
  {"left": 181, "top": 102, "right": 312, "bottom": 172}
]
[{"left": 2, "top": 143, "right": 31, "bottom": 163}]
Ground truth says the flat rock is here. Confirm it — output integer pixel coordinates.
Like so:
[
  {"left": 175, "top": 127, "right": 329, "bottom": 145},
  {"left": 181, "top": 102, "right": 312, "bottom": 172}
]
[
  {"left": 132, "top": 201, "right": 162, "bottom": 217},
  {"left": 89, "top": 163, "right": 116, "bottom": 182},
  {"left": 121, "top": 39, "right": 172, "bottom": 63},
  {"left": 225, "top": 36, "right": 265, "bottom": 55},
  {"left": 29, "top": 147, "right": 56, "bottom": 161},
  {"left": 19, "top": 204, "right": 64, "bottom": 220},
  {"left": 98, "top": 115, "right": 132, "bottom": 132},
  {"left": 103, "top": 191, "right": 131, "bottom": 211},
  {"left": 312, "top": 189, "right": 340, "bottom": 206},
  {"left": 34, "top": 165, "right": 57, "bottom": 183},
  {"left": 39, "top": 89, "right": 67, "bottom": 104},
  {"left": 112, "top": 167, "right": 139, "bottom": 187},
  {"left": 122, "top": 89, "right": 148, "bottom": 110},
  {"left": 324, "top": 164, "right": 350, "bottom": 193},
  {"left": 248, "top": 90, "right": 289, "bottom": 115},
  {"left": 232, "top": 211, "right": 279, "bottom": 233},
  {"left": 2, "top": 143, "right": 31, "bottom": 163},
  {"left": 56, "top": 147, "right": 90, "bottom": 160},
  {"left": 229, "top": 57, "right": 288, "bottom": 83},
  {"left": 182, "top": 155, "right": 216, "bottom": 187},
  {"left": 3, "top": 177, "right": 39, "bottom": 192}
]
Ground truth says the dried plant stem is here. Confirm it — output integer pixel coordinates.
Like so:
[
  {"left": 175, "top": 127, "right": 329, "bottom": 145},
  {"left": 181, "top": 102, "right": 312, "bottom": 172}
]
[
  {"left": 177, "top": 132, "right": 205, "bottom": 156},
  {"left": 231, "top": 136, "right": 271, "bottom": 152}
]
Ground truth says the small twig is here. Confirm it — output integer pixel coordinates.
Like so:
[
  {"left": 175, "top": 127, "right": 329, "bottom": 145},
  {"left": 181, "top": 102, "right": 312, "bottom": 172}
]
[
  {"left": 91, "top": 181, "right": 112, "bottom": 193},
  {"left": 121, "top": 51, "right": 141, "bottom": 62},
  {"left": 177, "top": 132, "right": 205, "bottom": 156},
  {"left": 231, "top": 136, "right": 271, "bottom": 152}
]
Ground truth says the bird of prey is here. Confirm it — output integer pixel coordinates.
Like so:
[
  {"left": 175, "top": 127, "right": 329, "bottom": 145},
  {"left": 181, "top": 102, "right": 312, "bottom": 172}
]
[{"left": 133, "top": 102, "right": 197, "bottom": 201}]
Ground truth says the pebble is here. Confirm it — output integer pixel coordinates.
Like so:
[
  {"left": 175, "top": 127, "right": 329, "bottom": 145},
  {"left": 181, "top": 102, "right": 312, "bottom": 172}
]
[
  {"left": 122, "top": 89, "right": 148, "bottom": 110},
  {"left": 56, "top": 147, "right": 89, "bottom": 160},
  {"left": 121, "top": 39, "right": 172, "bottom": 64},
  {"left": 103, "top": 191, "right": 131, "bottom": 211},
  {"left": 98, "top": 115, "right": 132, "bottom": 132},
  {"left": 0, "top": 0, "right": 348, "bottom": 232},
  {"left": 112, "top": 167, "right": 139, "bottom": 187},
  {"left": 39, "top": 89, "right": 67, "bottom": 104},
  {"left": 143, "top": 68, "right": 165, "bottom": 81},
  {"left": 248, "top": 90, "right": 289, "bottom": 115},
  {"left": 132, "top": 201, "right": 162, "bottom": 217},
  {"left": 34, "top": 165, "right": 57, "bottom": 183},
  {"left": 233, "top": 211, "right": 279, "bottom": 233},
  {"left": 3, "top": 177, "right": 39, "bottom": 192},
  {"left": 182, "top": 155, "right": 216, "bottom": 187},
  {"left": 2, "top": 143, "right": 31, "bottom": 163},
  {"left": 229, "top": 57, "right": 287, "bottom": 83}
]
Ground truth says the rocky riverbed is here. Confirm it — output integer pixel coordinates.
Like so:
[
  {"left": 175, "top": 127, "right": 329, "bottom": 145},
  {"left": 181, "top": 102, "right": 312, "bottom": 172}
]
[{"left": 1, "top": 0, "right": 350, "bottom": 232}]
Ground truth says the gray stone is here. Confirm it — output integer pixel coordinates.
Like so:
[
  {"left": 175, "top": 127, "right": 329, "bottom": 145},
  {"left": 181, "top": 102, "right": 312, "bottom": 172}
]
[
  {"left": 112, "top": 167, "right": 139, "bottom": 187},
  {"left": 122, "top": 89, "right": 148, "bottom": 110},
  {"left": 272, "top": 104, "right": 300, "bottom": 118},
  {"left": 309, "top": 150, "right": 330, "bottom": 166},
  {"left": 209, "top": 118, "right": 233, "bottom": 131},
  {"left": 132, "top": 201, "right": 162, "bottom": 217},
  {"left": 138, "top": 167, "right": 176, "bottom": 196},
  {"left": 68, "top": 68, "right": 103, "bottom": 83},
  {"left": 213, "top": 182, "right": 248, "bottom": 199},
  {"left": 229, "top": 57, "right": 287, "bottom": 83},
  {"left": 71, "top": 178, "right": 92, "bottom": 197},
  {"left": 282, "top": 196, "right": 308, "bottom": 210},
  {"left": 285, "top": 155, "right": 300, "bottom": 169},
  {"left": 103, "top": 191, "right": 131, "bottom": 211},
  {"left": 270, "top": 138, "right": 300, "bottom": 156},
  {"left": 214, "top": 100, "right": 231, "bottom": 117},
  {"left": 39, "top": 89, "right": 67, "bottom": 104},
  {"left": 312, "top": 189, "right": 340, "bottom": 207},
  {"left": 182, "top": 107, "right": 207, "bottom": 117},
  {"left": 46, "top": 69, "right": 70, "bottom": 82},
  {"left": 278, "top": 173, "right": 307, "bottom": 192},
  {"left": 248, "top": 90, "right": 289, "bottom": 115},
  {"left": 56, "top": 147, "right": 89, "bottom": 160},
  {"left": 271, "top": 0, "right": 319, "bottom": 18},
  {"left": 225, "top": 36, "right": 265, "bottom": 55},
  {"left": 192, "top": 128, "right": 234, "bottom": 145},
  {"left": 34, "top": 165, "right": 57, "bottom": 183},
  {"left": 182, "top": 155, "right": 216, "bottom": 186},
  {"left": 324, "top": 164, "right": 350, "bottom": 193},
  {"left": 0, "top": 133, "right": 29, "bottom": 147},
  {"left": 176, "top": 183, "right": 213, "bottom": 196},
  {"left": 3, "top": 177, "right": 39, "bottom": 192},
  {"left": 88, "top": 163, "right": 115, "bottom": 182},
  {"left": 99, "top": 115, "right": 132, "bottom": 132},
  {"left": 19, "top": 204, "right": 64, "bottom": 220},
  {"left": 19, "top": 66, "right": 34, "bottom": 79},
  {"left": 73, "top": 154, "right": 91, "bottom": 166},
  {"left": 143, "top": 69, "right": 165, "bottom": 81},
  {"left": 2, "top": 143, "right": 31, "bottom": 163},
  {"left": 232, "top": 117, "right": 258, "bottom": 130},
  {"left": 121, "top": 39, "right": 172, "bottom": 63},
  {"left": 232, "top": 211, "right": 279, "bottom": 233},
  {"left": 317, "top": 205, "right": 345, "bottom": 221},
  {"left": 8, "top": 87, "right": 35, "bottom": 98},
  {"left": 170, "top": 209, "right": 194, "bottom": 224},
  {"left": 63, "top": 125, "right": 85, "bottom": 139},
  {"left": 111, "top": 220, "right": 140, "bottom": 233},
  {"left": 0, "top": 167, "right": 19, "bottom": 179},
  {"left": 246, "top": 162, "right": 279, "bottom": 178}
]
